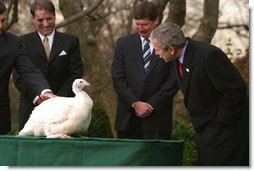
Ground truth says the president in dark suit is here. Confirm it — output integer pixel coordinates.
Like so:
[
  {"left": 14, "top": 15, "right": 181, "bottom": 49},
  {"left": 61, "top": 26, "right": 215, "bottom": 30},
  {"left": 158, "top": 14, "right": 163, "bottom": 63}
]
[
  {"left": 0, "top": 2, "right": 55, "bottom": 134},
  {"left": 151, "top": 22, "right": 249, "bottom": 165},
  {"left": 12, "top": 0, "right": 83, "bottom": 130},
  {"left": 111, "top": 2, "right": 178, "bottom": 140}
]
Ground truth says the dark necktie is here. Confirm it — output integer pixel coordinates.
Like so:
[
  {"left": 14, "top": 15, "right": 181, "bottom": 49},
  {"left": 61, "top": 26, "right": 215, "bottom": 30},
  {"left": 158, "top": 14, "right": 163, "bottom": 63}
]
[
  {"left": 43, "top": 36, "right": 50, "bottom": 59},
  {"left": 143, "top": 38, "right": 152, "bottom": 74},
  {"left": 178, "top": 61, "right": 183, "bottom": 76}
]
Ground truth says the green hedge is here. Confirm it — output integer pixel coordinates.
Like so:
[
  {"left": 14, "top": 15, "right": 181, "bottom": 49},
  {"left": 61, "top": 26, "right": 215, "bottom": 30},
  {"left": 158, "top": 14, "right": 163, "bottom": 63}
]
[
  {"left": 82, "top": 101, "right": 113, "bottom": 138},
  {"left": 172, "top": 119, "right": 198, "bottom": 166}
]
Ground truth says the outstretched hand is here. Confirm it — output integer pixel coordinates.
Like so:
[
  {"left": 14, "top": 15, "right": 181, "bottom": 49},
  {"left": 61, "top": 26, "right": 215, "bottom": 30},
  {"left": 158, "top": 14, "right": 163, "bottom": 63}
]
[
  {"left": 40, "top": 92, "right": 57, "bottom": 100},
  {"left": 36, "top": 92, "right": 57, "bottom": 105}
]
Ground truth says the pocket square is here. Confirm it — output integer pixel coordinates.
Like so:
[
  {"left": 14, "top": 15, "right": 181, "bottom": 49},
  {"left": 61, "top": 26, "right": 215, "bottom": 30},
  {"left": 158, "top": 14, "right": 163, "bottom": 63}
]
[{"left": 59, "top": 50, "right": 67, "bottom": 56}]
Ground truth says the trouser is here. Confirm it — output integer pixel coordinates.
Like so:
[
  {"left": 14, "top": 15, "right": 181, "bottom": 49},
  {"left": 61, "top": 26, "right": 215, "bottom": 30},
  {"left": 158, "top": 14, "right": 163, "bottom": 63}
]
[{"left": 117, "top": 131, "right": 171, "bottom": 140}]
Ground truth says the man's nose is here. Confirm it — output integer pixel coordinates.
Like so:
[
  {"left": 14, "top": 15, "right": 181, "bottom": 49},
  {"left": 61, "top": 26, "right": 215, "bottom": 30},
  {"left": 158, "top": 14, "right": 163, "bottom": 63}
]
[
  {"left": 42, "top": 20, "right": 49, "bottom": 26},
  {"left": 138, "top": 25, "right": 143, "bottom": 31}
]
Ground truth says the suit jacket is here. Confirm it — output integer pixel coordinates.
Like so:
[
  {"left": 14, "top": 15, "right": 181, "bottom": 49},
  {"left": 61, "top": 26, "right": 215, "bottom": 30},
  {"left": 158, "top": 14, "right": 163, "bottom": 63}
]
[
  {"left": 176, "top": 38, "right": 248, "bottom": 165},
  {"left": 12, "top": 30, "right": 83, "bottom": 129},
  {"left": 111, "top": 33, "right": 178, "bottom": 133},
  {"left": 0, "top": 31, "right": 50, "bottom": 134}
]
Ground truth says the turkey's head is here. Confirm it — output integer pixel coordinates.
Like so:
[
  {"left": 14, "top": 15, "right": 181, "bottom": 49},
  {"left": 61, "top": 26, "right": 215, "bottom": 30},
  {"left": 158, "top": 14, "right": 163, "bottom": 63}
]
[{"left": 72, "top": 79, "right": 90, "bottom": 93}]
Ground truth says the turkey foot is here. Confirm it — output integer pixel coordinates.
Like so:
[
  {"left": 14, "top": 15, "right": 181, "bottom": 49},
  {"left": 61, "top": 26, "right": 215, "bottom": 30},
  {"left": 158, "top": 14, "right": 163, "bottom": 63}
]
[{"left": 46, "top": 133, "right": 72, "bottom": 138}]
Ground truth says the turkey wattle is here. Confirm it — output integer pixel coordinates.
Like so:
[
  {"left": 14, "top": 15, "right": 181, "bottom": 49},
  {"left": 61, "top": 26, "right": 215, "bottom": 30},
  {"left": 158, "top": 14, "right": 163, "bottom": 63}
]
[{"left": 18, "top": 78, "right": 93, "bottom": 138}]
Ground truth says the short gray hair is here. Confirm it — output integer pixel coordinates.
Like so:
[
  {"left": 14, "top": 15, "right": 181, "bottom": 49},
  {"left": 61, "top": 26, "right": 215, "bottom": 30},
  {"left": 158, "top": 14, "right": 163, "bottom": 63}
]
[{"left": 151, "top": 22, "right": 186, "bottom": 50}]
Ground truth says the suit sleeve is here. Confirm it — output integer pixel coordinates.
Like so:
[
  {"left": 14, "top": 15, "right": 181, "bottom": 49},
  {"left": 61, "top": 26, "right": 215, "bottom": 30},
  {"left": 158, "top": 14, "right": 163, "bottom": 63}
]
[
  {"left": 206, "top": 49, "right": 247, "bottom": 125},
  {"left": 111, "top": 38, "right": 137, "bottom": 107},
  {"left": 56, "top": 37, "right": 83, "bottom": 96},
  {"left": 13, "top": 67, "right": 38, "bottom": 101},
  {"left": 13, "top": 40, "right": 50, "bottom": 99},
  {"left": 147, "top": 63, "right": 179, "bottom": 108}
]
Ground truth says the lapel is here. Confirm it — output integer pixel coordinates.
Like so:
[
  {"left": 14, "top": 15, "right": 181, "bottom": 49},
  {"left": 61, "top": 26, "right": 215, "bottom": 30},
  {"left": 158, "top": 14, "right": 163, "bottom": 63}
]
[
  {"left": 133, "top": 33, "right": 160, "bottom": 78},
  {"left": 132, "top": 34, "right": 146, "bottom": 77},
  {"left": 145, "top": 51, "right": 159, "bottom": 77},
  {"left": 48, "top": 31, "right": 62, "bottom": 62},
  {"left": 181, "top": 39, "right": 194, "bottom": 98},
  {"left": 33, "top": 32, "right": 48, "bottom": 61}
]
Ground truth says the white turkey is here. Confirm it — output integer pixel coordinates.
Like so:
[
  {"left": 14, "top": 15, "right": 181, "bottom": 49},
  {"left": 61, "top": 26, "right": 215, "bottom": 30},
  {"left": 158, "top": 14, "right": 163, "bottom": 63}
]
[{"left": 18, "top": 78, "right": 93, "bottom": 138}]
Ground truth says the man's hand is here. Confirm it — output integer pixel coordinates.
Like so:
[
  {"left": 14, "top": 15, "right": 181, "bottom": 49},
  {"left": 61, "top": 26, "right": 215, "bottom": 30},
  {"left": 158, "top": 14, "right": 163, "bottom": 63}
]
[
  {"left": 35, "top": 97, "right": 43, "bottom": 105},
  {"left": 35, "top": 92, "right": 56, "bottom": 105},
  {"left": 133, "top": 101, "right": 154, "bottom": 118},
  {"left": 40, "top": 92, "right": 57, "bottom": 100}
]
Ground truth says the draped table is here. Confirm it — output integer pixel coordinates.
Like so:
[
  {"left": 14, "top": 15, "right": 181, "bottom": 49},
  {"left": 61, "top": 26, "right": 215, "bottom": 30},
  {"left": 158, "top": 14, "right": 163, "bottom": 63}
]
[{"left": 0, "top": 135, "right": 183, "bottom": 166}]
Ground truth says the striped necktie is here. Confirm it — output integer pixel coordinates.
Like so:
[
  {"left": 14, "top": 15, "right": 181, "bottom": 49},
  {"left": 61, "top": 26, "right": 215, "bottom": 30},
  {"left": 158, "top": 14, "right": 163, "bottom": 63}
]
[
  {"left": 143, "top": 38, "right": 152, "bottom": 74},
  {"left": 43, "top": 36, "right": 50, "bottom": 59}
]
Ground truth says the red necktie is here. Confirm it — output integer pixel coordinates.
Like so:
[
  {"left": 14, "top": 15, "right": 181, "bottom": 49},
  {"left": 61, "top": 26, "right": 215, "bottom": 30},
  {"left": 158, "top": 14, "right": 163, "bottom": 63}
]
[{"left": 178, "top": 61, "right": 183, "bottom": 76}]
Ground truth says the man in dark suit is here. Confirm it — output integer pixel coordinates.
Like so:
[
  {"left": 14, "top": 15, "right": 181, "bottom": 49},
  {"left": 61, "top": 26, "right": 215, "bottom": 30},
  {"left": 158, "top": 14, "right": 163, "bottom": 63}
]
[
  {"left": 111, "top": 2, "right": 178, "bottom": 140},
  {"left": 151, "top": 22, "right": 249, "bottom": 165},
  {"left": 0, "top": 1, "right": 55, "bottom": 134},
  {"left": 12, "top": 0, "right": 83, "bottom": 130}
]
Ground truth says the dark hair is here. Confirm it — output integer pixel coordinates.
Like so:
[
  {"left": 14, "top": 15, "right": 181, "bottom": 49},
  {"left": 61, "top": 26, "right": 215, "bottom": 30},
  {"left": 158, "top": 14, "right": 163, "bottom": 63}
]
[
  {"left": 30, "top": 0, "right": 55, "bottom": 16},
  {"left": 0, "top": 1, "right": 6, "bottom": 14},
  {"left": 133, "top": 1, "right": 158, "bottom": 21}
]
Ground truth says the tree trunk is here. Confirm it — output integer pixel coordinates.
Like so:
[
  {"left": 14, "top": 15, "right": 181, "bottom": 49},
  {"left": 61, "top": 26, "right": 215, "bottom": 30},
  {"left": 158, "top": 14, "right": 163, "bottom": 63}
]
[
  {"left": 166, "top": 0, "right": 186, "bottom": 27},
  {"left": 193, "top": 0, "right": 219, "bottom": 43},
  {"left": 58, "top": 0, "right": 117, "bottom": 137}
]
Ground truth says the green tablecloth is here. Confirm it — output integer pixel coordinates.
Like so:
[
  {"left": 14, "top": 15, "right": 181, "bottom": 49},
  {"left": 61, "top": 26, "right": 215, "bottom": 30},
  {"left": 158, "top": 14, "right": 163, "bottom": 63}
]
[{"left": 0, "top": 135, "right": 183, "bottom": 166}]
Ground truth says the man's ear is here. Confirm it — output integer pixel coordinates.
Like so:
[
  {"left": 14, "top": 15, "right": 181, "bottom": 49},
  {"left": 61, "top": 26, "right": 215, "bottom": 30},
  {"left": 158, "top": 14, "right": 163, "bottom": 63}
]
[
  {"left": 155, "top": 16, "right": 160, "bottom": 26},
  {"left": 168, "top": 46, "right": 174, "bottom": 55}
]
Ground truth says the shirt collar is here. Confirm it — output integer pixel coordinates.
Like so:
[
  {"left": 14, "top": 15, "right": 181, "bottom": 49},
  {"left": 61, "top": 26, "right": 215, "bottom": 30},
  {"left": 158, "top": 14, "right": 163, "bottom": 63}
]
[
  {"left": 38, "top": 29, "right": 55, "bottom": 46},
  {"left": 179, "top": 40, "right": 188, "bottom": 63},
  {"left": 140, "top": 36, "right": 153, "bottom": 51}
]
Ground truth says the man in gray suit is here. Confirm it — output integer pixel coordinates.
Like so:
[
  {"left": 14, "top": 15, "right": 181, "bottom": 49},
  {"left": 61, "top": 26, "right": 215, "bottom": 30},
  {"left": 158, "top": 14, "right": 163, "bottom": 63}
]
[
  {"left": 111, "top": 2, "right": 178, "bottom": 140},
  {"left": 0, "top": 1, "right": 55, "bottom": 134},
  {"left": 12, "top": 0, "right": 83, "bottom": 130}
]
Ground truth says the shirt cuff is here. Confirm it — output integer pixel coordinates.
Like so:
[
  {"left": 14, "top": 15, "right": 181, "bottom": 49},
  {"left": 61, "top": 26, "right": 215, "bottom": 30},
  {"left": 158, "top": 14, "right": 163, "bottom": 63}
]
[
  {"left": 33, "top": 96, "right": 39, "bottom": 105},
  {"left": 41, "top": 89, "right": 52, "bottom": 95},
  {"left": 33, "top": 89, "right": 52, "bottom": 105}
]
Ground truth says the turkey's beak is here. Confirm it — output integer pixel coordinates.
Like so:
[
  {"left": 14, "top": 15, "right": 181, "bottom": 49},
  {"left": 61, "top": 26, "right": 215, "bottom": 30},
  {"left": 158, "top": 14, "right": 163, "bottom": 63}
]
[{"left": 84, "top": 81, "right": 90, "bottom": 86}]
